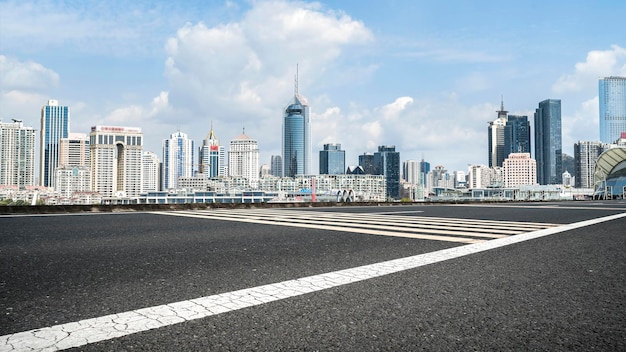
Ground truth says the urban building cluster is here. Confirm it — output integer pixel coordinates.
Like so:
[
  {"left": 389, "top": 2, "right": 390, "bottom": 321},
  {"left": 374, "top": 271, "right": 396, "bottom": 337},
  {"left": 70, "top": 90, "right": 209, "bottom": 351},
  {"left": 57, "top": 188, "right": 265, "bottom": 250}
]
[{"left": 1, "top": 77, "right": 625, "bottom": 205}]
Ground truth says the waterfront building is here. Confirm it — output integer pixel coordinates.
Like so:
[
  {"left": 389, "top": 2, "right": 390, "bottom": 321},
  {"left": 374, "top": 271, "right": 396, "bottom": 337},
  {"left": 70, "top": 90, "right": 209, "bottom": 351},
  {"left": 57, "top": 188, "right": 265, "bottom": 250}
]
[
  {"left": 229, "top": 131, "right": 259, "bottom": 186},
  {"left": 374, "top": 146, "right": 401, "bottom": 199},
  {"left": 467, "top": 164, "right": 492, "bottom": 189},
  {"left": 199, "top": 124, "right": 226, "bottom": 178},
  {"left": 502, "top": 153, "right": 536, "bottom": 187},
  {"left": 488, "top": 99, "right": 508, "bottom": 167},
  {"left": 319, "top": 143, "right": 345, "bottom": 175},
  {"left": 89, "top": 125, "right": 143, "bottom": 197},
  {"left": 163, "top": 131, "right": 194, "bottom": 190},
  {"left": 534, "top": 99, "right": 562, "bottom": 184},
  {"left": 282, "top": 77, "right": 311, "bottom": 177},
  {"left": 599, "top": 76, "right": 626, "bottom": 144},
  {"left": 40, "top": 100, "right": 70, "bottom": 187},
  {"left": 0, "top": 120, "right": 36, "bottom": 188},
  {"left": 142, "top": 151, "right": 160, "bottom": 192}
]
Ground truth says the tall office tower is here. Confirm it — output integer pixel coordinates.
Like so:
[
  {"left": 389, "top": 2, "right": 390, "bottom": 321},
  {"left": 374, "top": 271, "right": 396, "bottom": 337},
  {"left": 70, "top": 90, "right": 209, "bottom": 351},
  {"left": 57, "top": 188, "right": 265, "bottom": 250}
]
[
  {"left": 358, "top": 152, "right": 375, "bottom": 174},
  {"left": 229, "top": 130, "right": 259, "bottom": 184},
  {"left": 59, "top": 133, "right": 89, "bottom": 167},
  {"left": 199, "top": 124, "right": 225, "bottom": 178},
  {"left": 283, "top": 74, "right": 311, "bottom": 177},
  {"left": 419, "top": 158, "right": 430, "bottom": 188},
  {"left": 574, "top": 141, "right": 605, "bottom": 188},
  {"left": 502, "top": 153, "right": 536, "bottom": 187},
  {"left": 319, "top": 143, "right": 345, "bottom": 175},
  {"left": 534, "top": 99, "right": 562, "bottom": 184},
  {"left": 270, "top": 155, "right": 283, "bottom": 177},
  {"left": 402, "top": 160, "right": 420, "bottom": 184},
  {"left": 599, "top": 76, "right": 626, "bottom": 144},
  {"left": 162, "top": 131, "right": 195, "bottom": 190},
  {"left": 374, "top": 145, "right": 401, "bottom": 199},
  {"left": 89, "top": 126, "right": 143, "bottom": 197},
  {"left": 505, "top": 115, "right": 531, "bottom": 155},
  {"left": 40, "top": 99, "right": 70, "bottom": 187},
  {"left": 488, "top": 99, "right": 508, "bottom": 167},
  {"left": 142, "top": 151, "right": 160, "bottom": 192},
  {"left": 0, "top": 120, "right": 36, "bottom": 188}
]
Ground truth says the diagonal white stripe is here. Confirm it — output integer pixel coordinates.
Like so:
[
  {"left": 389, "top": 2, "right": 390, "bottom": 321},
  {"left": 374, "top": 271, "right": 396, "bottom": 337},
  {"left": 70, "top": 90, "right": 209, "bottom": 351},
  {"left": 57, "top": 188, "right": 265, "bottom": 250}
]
[{"left": 2, "top": 212, "right": 624, "bottom": 352}]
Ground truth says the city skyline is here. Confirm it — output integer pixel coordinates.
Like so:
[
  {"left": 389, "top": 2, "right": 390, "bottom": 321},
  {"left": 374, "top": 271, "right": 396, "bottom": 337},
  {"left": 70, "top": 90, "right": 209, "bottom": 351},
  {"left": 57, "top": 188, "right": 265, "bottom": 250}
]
[{"left": 1, "top": 1, "right": 626, "bottom": 172}]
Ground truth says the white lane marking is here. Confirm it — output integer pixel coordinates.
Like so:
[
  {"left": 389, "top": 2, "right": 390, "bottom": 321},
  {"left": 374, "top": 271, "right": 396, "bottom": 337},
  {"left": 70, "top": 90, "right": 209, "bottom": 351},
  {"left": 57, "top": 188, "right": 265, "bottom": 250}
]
[{"left": 2, "top": 212, "right": 625, "bottom": 352}]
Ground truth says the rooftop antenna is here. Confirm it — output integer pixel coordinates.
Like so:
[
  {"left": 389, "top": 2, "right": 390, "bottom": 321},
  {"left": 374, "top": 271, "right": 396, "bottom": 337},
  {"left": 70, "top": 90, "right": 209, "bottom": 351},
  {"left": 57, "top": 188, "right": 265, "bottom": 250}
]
[{"left": 295, "top": 63, "right": 299, "bottom": 96}]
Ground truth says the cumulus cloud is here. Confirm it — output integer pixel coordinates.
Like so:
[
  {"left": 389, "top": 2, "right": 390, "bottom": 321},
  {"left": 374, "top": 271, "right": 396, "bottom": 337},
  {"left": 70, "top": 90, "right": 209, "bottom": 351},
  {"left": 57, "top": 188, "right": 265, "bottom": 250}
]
[
  {"left": 553, "top": 45, "right": 626, "bottom": 94},
  {"left": 0, "top": 55, "right": 59, "bottom": 91}
]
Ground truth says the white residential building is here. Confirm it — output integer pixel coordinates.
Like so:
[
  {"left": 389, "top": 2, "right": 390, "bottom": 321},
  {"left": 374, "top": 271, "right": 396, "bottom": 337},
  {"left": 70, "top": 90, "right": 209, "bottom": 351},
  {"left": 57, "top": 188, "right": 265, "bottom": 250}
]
[
  {"left": 55, "top": 166, "right": 91, "bottom": 198},
  {"left": 163, "top": 131, "right": 194, "bottom": 190},
  {"left": 89, "top": 125, "right": 143, "bottom": 197},
  {"left": 502, "top": 153, "right": 536, "bottom": 187},
  {"left": 229, "top": 131, "right": 259, "bottom": 187},
  {"left": 142, "top": 151, "right": 160, "bottom": 192},
  {"left": 0, "top": 120, "right": 36, "bottom": 188}
]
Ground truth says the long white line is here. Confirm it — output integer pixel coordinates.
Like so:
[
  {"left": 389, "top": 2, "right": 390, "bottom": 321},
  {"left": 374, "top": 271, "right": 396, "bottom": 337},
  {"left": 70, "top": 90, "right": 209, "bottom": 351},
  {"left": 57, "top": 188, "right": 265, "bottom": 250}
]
[{"left": 1, "top": 212, "right": 625, "bottom": 352}]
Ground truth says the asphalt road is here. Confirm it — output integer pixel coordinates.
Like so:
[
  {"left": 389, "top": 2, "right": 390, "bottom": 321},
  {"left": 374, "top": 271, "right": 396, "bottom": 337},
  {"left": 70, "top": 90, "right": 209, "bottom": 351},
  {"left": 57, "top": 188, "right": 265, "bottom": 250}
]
[{"left": 1, "top": 201, "right": 625, "bottom": 351}]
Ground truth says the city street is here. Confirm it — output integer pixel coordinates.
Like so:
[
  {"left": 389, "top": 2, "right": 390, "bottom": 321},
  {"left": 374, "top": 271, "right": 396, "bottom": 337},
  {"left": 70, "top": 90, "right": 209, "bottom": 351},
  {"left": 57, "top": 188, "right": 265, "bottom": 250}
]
[{"left": 1, "top": 201, "right": 625, "bottom": 351}]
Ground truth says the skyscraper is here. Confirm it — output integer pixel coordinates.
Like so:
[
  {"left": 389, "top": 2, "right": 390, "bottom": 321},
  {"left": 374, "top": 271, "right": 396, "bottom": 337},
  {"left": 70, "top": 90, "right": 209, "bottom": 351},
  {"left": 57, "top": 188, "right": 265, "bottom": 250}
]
[
  {"left": 504, "top": 115, "right": 531, "bottom": 155},
  {"left": 374, "top": 145, "right": 400, "bottom": 199},
  {"left": 229, "top": 130, "right": 259, "bottom": 185},
  {"left": 163, "top": 131, "right": 194, "bottom": 190},
  {"left": 402, "top": 160, "right": 420, "bottom": 185},
  {"left": 89, "top": 125, "right": 143, "bottom": 197},
  {"left": 142, "top": 151, "right": 160, "bottom": 192},
  {"left": 59, "top": 133, "right": 89, "bottom": 168},
  {"left": 599, "top": 76, "right": 626, "bottom": 144},
  {"left": 319, "top": 143, "right": 345, "bottom": 175},
  {"left": 488, "top": 99, "right": 508, "bottom": 167},
  {"left": 199, "top": 124, "right": 225, "bottom": 178},
  {"left": 502, "top": 153, "right": 536, "bottom": 187},
  {"left": 40, "top": 99, "right": 70, "bottom": 187},
  {"left": 419, "top": 158, "right": 430, "bottom": 188},
  {"left": 534, "top": 99, "right": 562, "bottom": 185},
  {"left": 0, "top": 119, "right": 36, "bottom": 188},
  {"left": 283, "top": 73, "right": 311, "bottom": 177},
  {"left": 270, "top": 155, "right": 282, "bottom": 177},
  {"left": 358, "top": 152, "right": 375, "bottom": 174},
  {"left": 574, "top": 141, "right": 606, "bottom": 188}
]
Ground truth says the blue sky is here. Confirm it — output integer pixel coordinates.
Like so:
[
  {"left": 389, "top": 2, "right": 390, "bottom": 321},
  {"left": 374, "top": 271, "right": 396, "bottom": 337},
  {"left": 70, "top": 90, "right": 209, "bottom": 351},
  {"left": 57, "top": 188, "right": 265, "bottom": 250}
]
[{"left": 1, "top": 0, "right": 625, "bottom": 173}]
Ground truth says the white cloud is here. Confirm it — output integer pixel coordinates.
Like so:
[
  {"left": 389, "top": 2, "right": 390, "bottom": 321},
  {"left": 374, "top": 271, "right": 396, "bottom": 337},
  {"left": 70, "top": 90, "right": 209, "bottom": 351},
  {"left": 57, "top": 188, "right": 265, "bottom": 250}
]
[
  {"left": 0, "top": 55, "right": 59, "bottom": 91},
  {"left": 553, "top": 45, "right": 626, "bottom": 94}
]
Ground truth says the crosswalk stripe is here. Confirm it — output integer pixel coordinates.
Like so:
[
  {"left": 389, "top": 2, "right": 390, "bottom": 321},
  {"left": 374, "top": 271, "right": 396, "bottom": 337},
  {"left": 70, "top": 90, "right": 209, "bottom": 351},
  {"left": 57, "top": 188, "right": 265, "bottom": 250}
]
[{"left": 153, "top": 209, "right": 559, "bottom": 244}]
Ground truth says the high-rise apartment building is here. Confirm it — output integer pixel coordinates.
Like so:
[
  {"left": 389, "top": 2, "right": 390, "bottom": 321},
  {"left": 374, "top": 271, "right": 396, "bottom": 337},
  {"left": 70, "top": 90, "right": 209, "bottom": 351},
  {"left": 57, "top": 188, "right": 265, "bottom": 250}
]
[
  {"left": 40, "top": 99, "right": 70, "bottom": 187},
  {"left": 502, "top": 153, "right": 536, "bottom": 187},
  {"left": 199, "top": 125, "right": 225, "bottom": 178},
  {"left": 599, "top": 76, "right": 626, "bottom": 144},
  {"left": 59, "top": 133, "right": 89, "bottom": 167},
  {"left": 488, "top": 100, "right": 508, "bottom": 167},
  {"left": 270, "top": 155, "right": 282, "bottom": 177},
  {"left": 0, "top": 120, "right": 36, "bottom": 188},
  {"left": 283, "top": 81, "right": 311, "bottom": 177},
  {"left": 505, "top": 115, "right": 531, "bottom": 155},
  {"left": 574, "top": 141, "right": 606, "bottom": 188},
  {"left": 229, "top": 131, "right": 259, "bottom": 185},
  {"left": 419, "top": 158, "right": 430, "bottom": 188},
  {"left": 467, "top": 164, "right": 491, "bottom": 189},
  {"left": 142, "top": 151, "right": 160, "bottom": 192},
  {"left": 319, "top": 143, "right": 345, "bottom": 175},
  {"left": 163, "top": 131, "right": 194, "bottom": 190},
  {"left": 534, "top": 99, "right": 562, "bottom": 185},
  {"left": 374, "top": 145, "right": 400, "bottom": 199},
  {"left": 402, "top": 160, "right": 420, "bottom": 185},
  {"left": 89, "top": 125, "right": 143, "bottom": 197}
]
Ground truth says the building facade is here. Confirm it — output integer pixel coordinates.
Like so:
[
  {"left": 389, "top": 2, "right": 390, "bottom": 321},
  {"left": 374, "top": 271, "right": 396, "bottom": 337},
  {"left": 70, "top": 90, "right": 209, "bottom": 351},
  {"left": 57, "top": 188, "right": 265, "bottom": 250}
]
[
  {"left": 142, "top": 151, "right": 160, "bottom": 192},
  {"left": 163, "top": 131, "right": 194, "bottom": 190},
  {"left": 534, "top": 99, "right": 562, "bottom": 184},
  {"left": 402, "top": 160, "right": 420, "bottom": 185},
  {"left": 599, "top": 76, "right": 626, "bottom": 144},
  {"left": 283, "top": 91, "right": 311, "bottom": 177},
  {"left": 488, "top": 100, "right": 508, "bottom": 167},
  {"left": 199, "top": 125, "right": 225, "bottom": 178},
  {"left": 40, "top": 99, "right": 70, "bottom": 187},
  {"left": 505, "top": 115, "right": 531, "bottom": 155},
  {"left": 229, "top": 132, "right": 259, "bottom": 185},
  {"left": 0, "top": 120, "right": 36, "bottom": 188},
  {"left": 59, "top": 133, "right": 89, "bottom": 167},
  {"left": 574, "top": 141, "right": 606, "bottom": 188},
  {"left": 502, "top": 153, "right": 537, "bottom": 187},
  {"left": 358, "top": 152, "right": 375, "bottom": 174},
  {"left": 319, "top": 143, "right": 345, "bottom": 175},
  {"left": 270, "top": 155, "right": 283, "bottom": 177},
  {"left": 89, "top": 125, "right": 143, "bottom": 197},
  {"left": 374, "top": 145, "right": 400, "bottom": 199}
]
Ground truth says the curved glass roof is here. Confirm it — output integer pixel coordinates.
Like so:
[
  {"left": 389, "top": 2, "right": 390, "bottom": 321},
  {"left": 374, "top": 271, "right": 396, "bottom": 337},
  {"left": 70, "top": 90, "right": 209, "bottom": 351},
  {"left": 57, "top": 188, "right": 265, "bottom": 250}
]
[{"left": 594, "top": 147, "right": 626, "bottom": 183}]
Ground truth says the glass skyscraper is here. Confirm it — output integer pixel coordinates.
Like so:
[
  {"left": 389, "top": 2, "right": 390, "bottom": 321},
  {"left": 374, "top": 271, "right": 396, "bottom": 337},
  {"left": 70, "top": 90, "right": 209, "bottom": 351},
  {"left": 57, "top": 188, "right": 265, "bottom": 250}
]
[
  {"left": 599, "top": 76, "right": 626, "bottom": 144},
  {"left": 319, "top": 143, "right": 345, "bottom": 175},
  {"left": 504, "top": 115, "right": 531, "bottom": 156},
  {"left": 534, "top": 99, "right": 562, "bottom": 185},
  {"left": 163, "top": 131, "right": 194, "bottom": 190},
  {"left": 40, "top": 99, "right": 70, "bottom": 187},
  {"left": 374, "top": 145, "right": 400, "bottom": 199},
  {"left": 199, "top": 125, "right": 225, "bottom": 178},
  {"left": 283, "top": 92, "right": 311, "bottom": 177}
]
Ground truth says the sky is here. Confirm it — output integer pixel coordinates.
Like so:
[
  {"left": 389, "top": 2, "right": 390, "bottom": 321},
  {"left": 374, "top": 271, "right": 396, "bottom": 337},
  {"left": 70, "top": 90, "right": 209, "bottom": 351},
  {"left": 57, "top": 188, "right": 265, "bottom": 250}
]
[{"left": 1, "top": 0, "right": 626, "bottom": 173}]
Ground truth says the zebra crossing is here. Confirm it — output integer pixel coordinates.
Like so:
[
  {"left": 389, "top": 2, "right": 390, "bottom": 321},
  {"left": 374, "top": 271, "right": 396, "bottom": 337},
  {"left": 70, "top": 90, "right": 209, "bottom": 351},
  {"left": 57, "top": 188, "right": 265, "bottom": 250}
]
[{"left": 154, "top": 208, "right": 560, "bottom": 244}]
